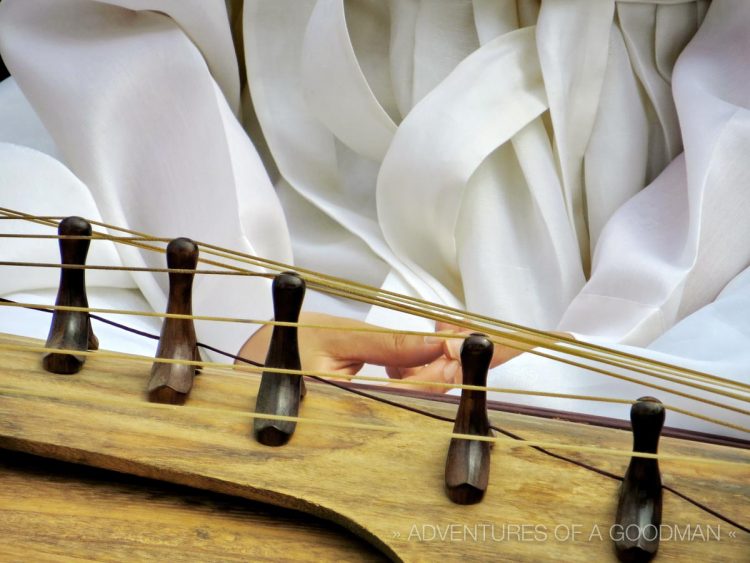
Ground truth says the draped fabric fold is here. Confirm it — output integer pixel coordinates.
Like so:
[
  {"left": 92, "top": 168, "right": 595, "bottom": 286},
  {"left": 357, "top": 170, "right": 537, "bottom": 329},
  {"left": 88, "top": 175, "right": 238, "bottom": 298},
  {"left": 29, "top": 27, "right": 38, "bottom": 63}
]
[
  {"left": 0, "top": 0, "right": 292, "bottom": 358},
  {"left": 536, "top": 0, "right": 614, "bottom": 270},
  {"left": 301, "top": 0, "right": 397, "bottom": 162},
  {"left": 559, "top": 1, "right": 750, "bottom": 346},
  {"left": 377, "top": 26, "right": 583, "bottom": 320},
  {"left": 93, "top": 0, "right": 242, "bottom": 114}
]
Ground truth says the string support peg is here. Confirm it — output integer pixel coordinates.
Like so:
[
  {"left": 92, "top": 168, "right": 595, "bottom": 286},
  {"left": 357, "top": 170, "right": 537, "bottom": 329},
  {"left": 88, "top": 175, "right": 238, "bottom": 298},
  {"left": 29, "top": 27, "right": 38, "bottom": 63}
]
[
  {"left": 253, "top": 271, "right": 306, "bottom": 447},
  {"left": 444, "top": 333, "right": 493, "bottom": 504},
  {"left": 148, "top": 238, "right": 200, "bottom": 405},
  {"left": 43, "top": 216, "right": 99, "bottom": 374},
  {"left": 614, "top": 396, "right": 665, "bottom": 563}
]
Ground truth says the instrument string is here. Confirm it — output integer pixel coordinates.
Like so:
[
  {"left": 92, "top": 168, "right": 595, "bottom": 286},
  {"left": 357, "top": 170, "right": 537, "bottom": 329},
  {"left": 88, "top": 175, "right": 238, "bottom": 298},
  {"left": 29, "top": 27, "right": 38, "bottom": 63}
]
[
  {"left": 0, "top": 298, "right": 750, "bottom": 424},
  {"left": 1, "top": 209, "right": 742, "bottom": 400},
  {"left": 112, "top": 223, "right": 740, "bottom": 396},
  {"left": 0, "top": 373, "right": 746, "bottom": 470},
  {"left": 2, "top": 214, "right": 749, "bottom": 433},
  {"left": 2, "top": 380, "right": 748, "bottom": 534},
  {"left": 0, "top": 278, "right": 750, "bottom": 400},
  {"left": 0, "top": 234, "right": 169, "bottom": 242},
  {"left": 14, "top": 297, "right": 749, "bottom": 441},
  {"left": 0, "top": 260, "right": 273, "bottom": 277},
  {"left": 2, "top": 209, "right": 750, "bottom": 417},
  {"left": 0, "top": 336, "right": 746, "bottom": 434},
  {"left": 0, "top": 209, "right": 738, "bottom": 393},
  {"left": 1, "top": 301, "right": 748, "bottom": 533},
  {"left": 0, "top": 209, "right": 261, "bottom": 276}
]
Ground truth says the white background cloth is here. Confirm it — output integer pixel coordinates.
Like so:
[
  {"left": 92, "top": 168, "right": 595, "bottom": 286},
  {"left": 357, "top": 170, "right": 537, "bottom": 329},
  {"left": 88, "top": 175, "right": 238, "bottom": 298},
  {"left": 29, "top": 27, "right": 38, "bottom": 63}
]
[{"left": 0, "top": 0, "right": 748, "bottom": 436}]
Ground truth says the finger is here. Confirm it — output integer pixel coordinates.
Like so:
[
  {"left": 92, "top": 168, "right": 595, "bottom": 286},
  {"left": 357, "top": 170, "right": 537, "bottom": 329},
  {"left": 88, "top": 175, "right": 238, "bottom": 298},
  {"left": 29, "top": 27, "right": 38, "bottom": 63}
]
[
  {"left": 386, "top": 365, "right": 405, "bottom": 379},
  {"left": 425, "top": 325, "right": 466, "bottom": 361},
  {"left": 389, "top": 356, "right": 461, "bottom": 394},
  {"left": 386, "top": 364, "right": 429, "bottom": 379},
  {"left": 312, "top": 314, "right": 445, "bottom": 367}
]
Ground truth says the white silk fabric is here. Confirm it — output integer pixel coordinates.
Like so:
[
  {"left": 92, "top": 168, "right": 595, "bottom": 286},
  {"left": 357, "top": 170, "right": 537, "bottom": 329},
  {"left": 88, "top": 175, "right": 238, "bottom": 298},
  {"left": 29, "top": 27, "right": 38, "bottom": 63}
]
[{"left": 0, "top": 0, "right": 748, "bottom": 436}]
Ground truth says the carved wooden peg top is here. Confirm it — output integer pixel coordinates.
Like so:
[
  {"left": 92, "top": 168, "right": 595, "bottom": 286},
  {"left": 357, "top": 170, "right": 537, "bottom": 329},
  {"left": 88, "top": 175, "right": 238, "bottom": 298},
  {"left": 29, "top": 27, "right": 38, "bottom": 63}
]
[
  {"left": 444, "top": 333, "right": 493, "bottom": 505},
  {"left": 272, "top": 271, "right": 306, "bottom": 321},
  {"left": 166, "top": 237, "right": 199, "bottom": 275},
  {"left": 57, "top": 216, "right": 93, "bottom": 263},
  {"left": 460, "top": 333, "right": 494, "bottom": 387},
  {"left": 630, "top": 396, "right": 665, "bottom": 454}
]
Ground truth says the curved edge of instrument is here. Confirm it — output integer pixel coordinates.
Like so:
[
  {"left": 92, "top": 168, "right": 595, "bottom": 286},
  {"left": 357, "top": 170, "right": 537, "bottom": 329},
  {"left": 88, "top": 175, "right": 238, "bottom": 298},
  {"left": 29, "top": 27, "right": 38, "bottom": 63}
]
[{"left": 0, "top": 434, "right": 399, "bottom": 561}]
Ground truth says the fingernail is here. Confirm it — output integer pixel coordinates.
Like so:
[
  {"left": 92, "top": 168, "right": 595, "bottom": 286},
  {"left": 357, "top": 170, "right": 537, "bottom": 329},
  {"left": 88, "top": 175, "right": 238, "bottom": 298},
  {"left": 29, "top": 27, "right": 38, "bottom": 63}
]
[
  {"left": 424, "top": 335, "right": 442, "bottom": 345},
  {"left": 446, "top": 338, "right": 462, "bottom": 361},
  {"left": 443, "top": 360, "right": 460, "bottom": 382}
]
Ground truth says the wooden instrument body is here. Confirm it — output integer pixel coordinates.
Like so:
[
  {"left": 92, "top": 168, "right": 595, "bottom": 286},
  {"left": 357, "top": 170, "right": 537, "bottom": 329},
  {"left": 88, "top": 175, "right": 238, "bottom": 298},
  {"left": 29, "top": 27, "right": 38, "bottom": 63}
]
[
  {"left": 0, "top": 450, "right": 385, "bottom": 562},
  {"left": 0, "top": 333, "right": 747, "bottom": 561}
]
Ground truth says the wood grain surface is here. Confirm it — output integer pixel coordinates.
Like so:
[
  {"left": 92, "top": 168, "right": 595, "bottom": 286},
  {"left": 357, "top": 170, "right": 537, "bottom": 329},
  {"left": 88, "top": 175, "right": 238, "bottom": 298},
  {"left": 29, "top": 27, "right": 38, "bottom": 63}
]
[
  {"left": 0, "top": 333, "right": 747, "bottom": 562},
  {"left": 0, "top": 450, "right": 385, "bottom": 562}
]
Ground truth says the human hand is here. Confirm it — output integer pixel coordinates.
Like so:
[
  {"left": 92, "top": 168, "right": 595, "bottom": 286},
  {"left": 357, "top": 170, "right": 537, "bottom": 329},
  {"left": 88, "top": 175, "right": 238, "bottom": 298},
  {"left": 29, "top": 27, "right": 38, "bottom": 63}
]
[
  {"left": 237, "top": 312, "right": 458, "bottom": 393},
  {"left": 434, "top": 321, "right": 525, "bottom": 373},
  {"left": 433, "top": 321, "right": 574, "bottom": 383}
]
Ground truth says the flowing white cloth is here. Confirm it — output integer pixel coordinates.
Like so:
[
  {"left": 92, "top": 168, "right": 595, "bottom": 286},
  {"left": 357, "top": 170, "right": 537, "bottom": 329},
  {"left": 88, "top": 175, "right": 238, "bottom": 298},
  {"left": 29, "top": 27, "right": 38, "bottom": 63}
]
[
  {"left": 0, "top": 0, "right": 748, "bottom": 436},
  {"left": 0, "top": 0, "right": 293, "bottom": 358}
]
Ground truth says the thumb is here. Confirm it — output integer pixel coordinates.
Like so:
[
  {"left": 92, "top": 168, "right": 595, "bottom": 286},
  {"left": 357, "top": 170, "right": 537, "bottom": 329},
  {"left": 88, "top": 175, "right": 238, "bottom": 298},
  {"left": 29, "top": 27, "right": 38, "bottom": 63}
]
[{"left": 390, "top": 356, "right": 461, "bottom": 394}]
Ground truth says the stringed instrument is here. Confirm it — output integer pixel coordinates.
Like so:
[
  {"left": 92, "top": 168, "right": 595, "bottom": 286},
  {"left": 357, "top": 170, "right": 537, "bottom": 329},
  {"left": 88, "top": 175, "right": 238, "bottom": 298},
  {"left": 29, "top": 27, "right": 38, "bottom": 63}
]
[{"left": 0, "top": 208, "right": 747, "bottom": 562}]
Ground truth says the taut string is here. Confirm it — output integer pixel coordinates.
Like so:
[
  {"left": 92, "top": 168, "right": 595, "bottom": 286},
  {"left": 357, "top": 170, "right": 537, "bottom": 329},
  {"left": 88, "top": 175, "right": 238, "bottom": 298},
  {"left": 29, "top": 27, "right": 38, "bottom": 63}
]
[
  {"left": 9, "top": 296, "right": 747, "bottom": 438},
  {"left": 0, "top": 260, "right": 272, "bottom": 277},
  {"left": 0, "top": 361, "right": 746, "bottom": 470},
  {"left": 0, "top": 297, "right": 747, "bottom": 533},
  {"left": 1, "top": 258, "right": 747, "bottom": 399},
  {"left": 0, "top": 338, "right": 746, "bottom": 434},
  {"left": 1, "top": 298, "right": 749, "bottom": 418},
  {"left": 1, "top": 206, "right": 744, "bottom": 397}
]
